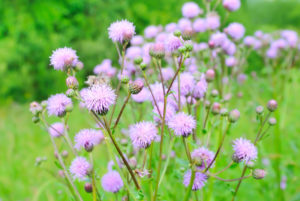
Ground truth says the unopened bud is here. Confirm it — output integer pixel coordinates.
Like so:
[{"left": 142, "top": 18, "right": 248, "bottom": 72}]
[
  {"left": 134, "top": 57, "right": 143, "bottom": 65},
  {"left": 174, "top": 30, "right": 181, "bottom": 37},
  {"left": 129, "top": 80, "right": 144, "bottom": 94},
  {"left": 229, "top": 109, "right": 240, "bottom": 123},
  {"left": 149, "top": 43, "right": 165, "bottom": 59},
  {"left": 267, "top": 100, "right": 277, "bottom": 112},
  {"left": 66, "top": 76, "right": 79, "bottom": 89},
  {"left": 252, "top": 169, "right": 266, "bottom": 179},
  {"left": 121, "top": 75, "right": 129, "bottom": 84},
  {"left": 211, "top": 89, "right": 219, "bottom": 97},
  {"left": 84, "top": 183, "right": 93, "bottom": 193},
  {"left": 30, "top": 101, "right": 43, "bottom": 115},
  {"left": 205, "top": 100, "right": 211, "bottom": 109},
  {"left": 41, "top": 100, "right": 48, "bottom": 108},
  {"left": 268, "top": 117, "right": 277, "bottom": 126},
  {"left": 211, "top": 102, "right": 221, "bottom": 115},
  {"left": 32, "top": 116, "right": 40, "bottom": 123},
  {"left": 246, "top": 161, "right": 255, "bottom": 169},
  {"left": 208, "top": 41, "right": 215, "bottom": 48},
  {"left": 140, "top": 63, "right": 147, "bottom": 71},
  {"left": 84, "top": 142, "right": 94, "bottom": 152},
  {"left": 205, "top": 69, "right": 215, "bottom": 82},
  {"left": 66, "top": 89, "right": 75, "bottom": 97},
  {"left": 129, "top": 157, "right": 137, "bottom": 168},
  {"left": 62, "top": 150, "right": 69, "bottom": 158},
  {"left": 256, "top": 106, "right": 264, "bottom": 115},
  {"left": 75, "top": 61, "right": 84, "bottom": 71},
  {"left": 65, "top": 104, "right": 73, "bottom": 113},
  {"left": 220, "top": 108, "right": 228, "bottom": 116},
  {"left": 58, "top": 170, "right": 65, "bottom": 178},
  {"left": 184, "top": 43, "right": 193, "bottom": 52},
  {"left": 178, "top": 46, "right": 187, "bottom": 53},
  {"left": 232, "top": 154, "right": 241, "bottom": 163},
  {"left": 182, "top": 27, "right": 194, "bottom": 40}
]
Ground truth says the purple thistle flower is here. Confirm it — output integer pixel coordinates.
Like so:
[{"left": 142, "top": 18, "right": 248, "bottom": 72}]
[
  {"left": 191, "top": 147, "right": 215, "bottom": 169},
  {"left": 50, "top": 47, "right": 79, "bottom": 71},
  {"left": 70, "top": 157, "right": 92, "bottom": 180},
  {"left": 108, "top": 20, "right": 135, "bottom": 43},
  {"left": 74, "top": 129, "right": 104, "bottom": 151},
  {"left": 101, "top": 171, "right": 123, "bottom": 193},
  {"left": 161, "top": 67, "right": 175, "bottom": 81},
  {"left": 93, "top": 59, "right": 117, "bottom": 77},
  {"left": 126, "top": 46, "right": 142, "bottom": 60},
  {"left": 193, "top": 74, "right": 207, "bottom": 99},
  {"left": 47, "top": 93, "right": 72, "bottom": 117},
  {"left": 81, "top": 84, "right": 116, "bottom": 115},
  {"left": 131, "top": 35, "right": 144, "bottom": 46},
  {"left": 206, "top": 12, "right": 220, "bottom": 30},
  {"left": 165, "top": 35, "right": 182, "bottom": 52},
  {"left": 182, "top": 2, "right": 203, "bottom": 18},
  {"left": 144, "top": 25, "right": 159, "bottom": 39},
  {"left": 178, "top": 18, "right": 192, "bottom": 32},
  {"left": 48, "top": 122, "right": 64, "bottom": 138},
  {"left": 168, "top": 112, "right": 196, "bottom": 137},
  {"left": 225, "top": 23, "right": 245, "bottom": 40},
  {"left": 223, "top": 0, "right": 241, "bottom": 12},
  {"left": 153, "top": 102, "right": 176, "bottom": 123},
  {"left": 281, "top": 30, "right": 298, "bottom": 48},
  {"left": 183, "top": 170, "right": 208, "bottom": 190},
  {"left": 149, "top": 82, "right": 165, "bottom": 103},
  {"left": 172, "top": 72, "right": 195, "bottom": 96},
  {"left": 165, "top": 23, "right": 178, "bottom": 33},
  {"left": 193, "top": 18, "right": 207, "bottom": 33},
  {"left": 129, "top": 121, "right": 158, "bottom": 149},
  {"left": 131, "top": 88, "right": 150, "bottom": 103},
  {"left": 225, "top": 56, "right": 237, "bottom": 67},
  {"left": 232, "top": 138, "right": 258, "bottom": 163}
]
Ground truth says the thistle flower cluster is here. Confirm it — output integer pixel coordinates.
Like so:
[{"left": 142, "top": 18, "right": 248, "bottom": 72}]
[{"left": 30, "top": 1, "right": 293, "bottom": 200}]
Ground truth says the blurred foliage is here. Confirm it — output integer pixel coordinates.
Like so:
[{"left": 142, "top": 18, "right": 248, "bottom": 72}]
[{"left": 0, "top": 0, "right": 300, "bottom": 103}]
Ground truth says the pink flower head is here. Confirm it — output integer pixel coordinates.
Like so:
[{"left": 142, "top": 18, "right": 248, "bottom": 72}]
[
  {"left": 168, "top": 112, "right": 196, "bottom": 137},
  {"left": 131, "top": 88, "right": 150, "bottom": 103},
  {"left": 172, "top": 72, "right": 195, "bottom": 96},
  {"left": 225, "top": 23, "right": 245, "bottom": 40},
  {"left": 149, "top": 82, "right": 165, "bottom": 103},
  {"left": 206, "top": 12, "right": 220, "bottom": 30},
  {"left": 101, "top": 171, "right": 123, "bottom": 193},
  {"left": 50, "top": 47, "right": 78, "bottom": 71},
  {"left": 48, "top": 122, "right": 64, "bottom": 137},
  {"left": 243, "top": 36, "right": 258, "bottom": 47},
  {"left": 178, "top": 18, "right": 192, "bottom": 32},
  {"left": 266, "top": 47, "right": 278, "bottom": 59},
  {"left": 194, "top": 42, "right": 208, "bottom": 52},
  {"left": 223, "top": 0, "right": 241, "bottom": 12},
  {"left": 153, "top": 102, "right": 176, "bottom": 123},
  {"left": 232, "top": 138, "right": 258, "bottom": 163},
  {"left": 182, "top": 2, "right": 203, "bottom": 18},
  {"left": 74, "top": 129, "right": 104, "bottom": 151},
  {"left": 161, "top": 67, "right": 175, "bottom": 81},
  {"left": 221, "top": 39, "right": 236, "bottom": 55},
  {"left": 281, "top": 30, "right": 298, "bottom": 48},
  {"left": 191, "top": 147, "right": 215, "bottom": 169},
  {"left": 70, "top": 157, "right": 92, "bottom": 180},
  {"left": 155, "top": 32, "right": 168, "bottom": 43},
  {"left": 193, "top": 18, "right": 207, "bottom": 33},
  {"left": 225, "top": 56, "right": 237, "bottom": 67},
  {"left": 144, "top": 25, "right": 159, "bottom": 39},
  {"left": 126, "top": 46, "right": 142, "bottom": 60},
  {"left": 129, "top": 121, "right": 158, "bottom": 149},
  {"left": 47, "top": 93, "right": 72, "bottom": 117},
  {"left": 165, "top": 35, "right": 182, "bottom": 52},
  {"left": 183, "top": 170, "right": 208, "bottom": 190},
  {"left": 108, "top": 20, "right": 135, "bottom": 43},
  {"left": 165, "top": 23, "right": 178, "bottom": 33},
  {"left": 131, "top": 35, "right": 144, "bottom": 46},
  {"left": 81, "top": 84, "right": 116, "bottom": 115},
  {"left": 93, "top": 59, "right": 116, "bottom": 77},
  {"left": 193, "top": 74, "right": 207, "bottom": 99},
  {"left": 209, "top": 32, "right": 228, "bottom": 47}
]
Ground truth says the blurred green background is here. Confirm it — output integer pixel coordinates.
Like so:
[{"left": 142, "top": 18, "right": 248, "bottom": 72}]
[
  {"left": 1, "top": 0, "right": 300, "bottom": 201},
  {"left": 1, "top": 0, "right": 300, "bottom": 103}
]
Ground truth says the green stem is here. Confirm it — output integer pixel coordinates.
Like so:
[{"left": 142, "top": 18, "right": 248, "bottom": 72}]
[{"left": 183, "top": 168, "right": 196, "bottom": 201}]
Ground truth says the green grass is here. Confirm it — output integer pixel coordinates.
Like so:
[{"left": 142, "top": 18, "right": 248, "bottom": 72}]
[{"left": 1, "top": 70, "right": 300, "bottom": 201}]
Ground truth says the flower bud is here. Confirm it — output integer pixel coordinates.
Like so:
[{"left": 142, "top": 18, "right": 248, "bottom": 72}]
[
  {"left": 205, "top": 100, "right": 211, "bottom": 109},
  {"left": 268, "top": 117, "right": 277, "bottom": 126},
  {"left": 182, "top": 27, "right": 194, "bottom": 40},
  {"left": 267, "top": 100, "right": 277, "bottom": 112},
  {"left": 220, "top": 108, "right": 228, "bottom": 116},
  {"left": 66, "top": 76, "right": 79, "bottom": 89},
  {"left": 140, "top": 63, "right": 147, "bottom": 71},
  {"left": 229, "top": 109, "right": 240, "bottom": 123},
  {"left": 178, "top": 46, "right": 187, "bottom": 53},
  {"left": 66, "top": 89, "right": 75, "bottom": 97},
  {"left": 246, "top": 161, "right": 255, "bottom": 169},
  {"left": 65, "top": 104, "right": 73, "bottom": 113},
  {"left": 174, "top": 30, "right": 181, "bottom": 37},
  {"left": 252, "top": 169, "right": 266, "bottom": 179},
  {"left": 149, "top": 43, "right": 165, "bottom": 59},
  {"left": 205, "top": 69, "right": 215, "bottom": 82},
  {"left": 232, "top": 154, "right": 241, "bottom": 163},
  {"left": 58, "top": 170, "right": 65, "bottom": 178},
  {"left": 84, "top": 183, "right": 93, "bottom": 193},
  {"left": 84, "top": 142, "right": 94, "bottom": 152},
  {"left": 30, "top": 101, "right": 43, "bottom": 115},
  {"left": 208, "top": 41, "right": 215, "bottom": 48},
  {"left": 129, "top": 157, "right": 137, "bottom": 168},
  {"left": 134, "top": 57, "right": 143, "bottom": 65},
  {"left": 32, "top": 116, "right": 40, "bottom": 123},
  {"left": 62, "top": 150, "right": 69, "bottom": 158},
  {"left": 256, "top": 106, "right": 264, "bottom": 115},
  {"left": 129, "top": 80, "right": 144, "bottom": 94},
  {"left": 211, "top": 89, "right": 219, "bottom": 97},
  {"left": 75, "top": 61, "right": 84, "bottom": 71},
  {"left": 120, "top": 138, "right": 128, "bottom": 145},
  {"left": 121, "top": 75, "right": 129, "bottom": 84},
  {"left": 41, "top": 100, "right": 48, "bottom": 108},
  {"left": 211, "top": 102, "right": 221, "bottom": 115},
  {"left": 184, "top": 43, "right": 193, "bottom": 52}
]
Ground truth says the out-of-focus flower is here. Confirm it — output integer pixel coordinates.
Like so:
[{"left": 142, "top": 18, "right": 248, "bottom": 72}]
[
  {"left": 206, "top": 12, "right": 220, "bottom": 30},
  {"left": 183, "top": 170, "right": 208, "bottom": 190},
  {"left": 101, "top": 171, "right": 123, "bottom": 193},
  {"left": 47, "top": 94, "right": 72, "bottom": 117},
  {"left": 191, "top": 147, "right": 214, "bottom": 169},
  {"left": 144, "top": 25, "right": 159, "bottom": 39},
  {"left": 223, "top": 0, "right": 241, "bottom": 12},
  {"left": 153, "top": 102, "right": 176, "bottom": 123},
  {"left": 193, "top": 74, "right": 207, "bottom": 99},
  {"left": 172, "top": 72, "right": 195, "bottom": 96},
  {"left": 182, "top": 2, "right": 202, "bottom": 18},
  {"left": 70, "top": 157, "right": 92, "bottom": 180},
  {"left": 193, "top": 18, "right": 207, "bottom": 33},
  {"left": 131, "top": 35, "right": 144, "bottom": 46},
  {"left": 48, "top": 122, "right": 65, "bottom": 138},
  {"left": 225, "top": 23, "right": 245, "bottom": 40},
  {"left": 165, "top": 35, "right": 182, "bottom": 53},
  {"left": 93, "top": 59, "right": 117, "bottom": 78}
]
